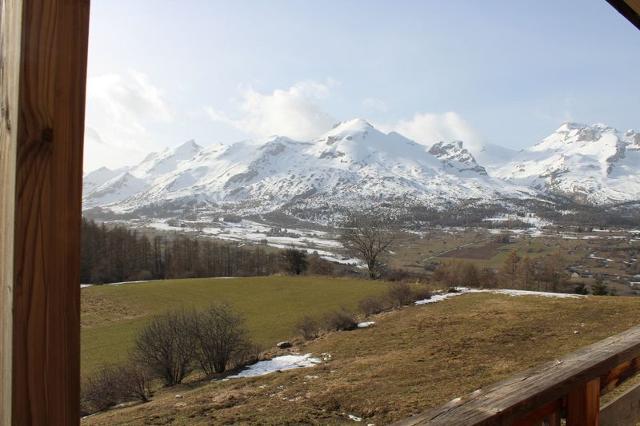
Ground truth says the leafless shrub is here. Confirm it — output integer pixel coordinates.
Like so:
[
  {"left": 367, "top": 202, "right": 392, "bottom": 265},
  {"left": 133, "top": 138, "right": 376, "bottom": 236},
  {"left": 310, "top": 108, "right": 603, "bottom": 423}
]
[
  {"left": 387, "top": 282, "right": 414, "bottom": 307},
  {"left": 190, "top": 303, "right": 252, "bottom": 376},
  {"left": 460, "top": 262, "right": 480, "bottom": 287},
  {"left": 134, "top": 309, "right": 198, "bottom": 386},
  {"left": 119, "top": 362, "right": 154, "bottom": 403},
  {"left": 324, "top": 309, "right": 358, "bottom": 331},
  {"left": 80, "top": 362, "right": 152, "bottom": 415},
  {"left": 295, "top": 315, "right": 320, "bottom": 340},
  {"left": 382, "top": 268, "right": 411, "bottom": 282},
  {"left": 231, "top": 343, "right": 264, "bottom": 369},
  {"left": 358, "top": 296, "right": 387, "bottom": 316},
  {"left": 412, "top": 286, "right": 432, "bottom": 301},
  {"left": 308, "top": 253, "right": 334, "bottom": 275},
  {"left": 479, "top": 267, "right": 499, "bottom": 288},
  {"left": 81, "top": 365, "right": 123, "bottom": 414}
]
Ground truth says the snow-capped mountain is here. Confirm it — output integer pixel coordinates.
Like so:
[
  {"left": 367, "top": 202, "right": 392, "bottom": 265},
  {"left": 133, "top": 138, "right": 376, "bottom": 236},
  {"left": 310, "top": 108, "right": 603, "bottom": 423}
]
[
  {"left": 493, "top": 123, "right": 640, "bottom": 204},
  {"left": 83, "top": 166, "right": 127, "bottom": 194},
  {"left": 83, "top": 119, "right": 640, "bottom": 221},
  {"left": 428, "top": 141, "right": 488, "bottom": 175},
  {"left": 83, "top": 119, "right": 533, "bottom": 217}
]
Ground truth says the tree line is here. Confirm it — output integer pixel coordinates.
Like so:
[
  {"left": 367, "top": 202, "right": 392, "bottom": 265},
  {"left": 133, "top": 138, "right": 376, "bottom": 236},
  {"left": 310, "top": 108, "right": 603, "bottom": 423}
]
[
  {"left": 81, "top": 219, "right": 334, "bottom": 284},
  {"left": 431, "top": 249, "right": 612, "bottom": 295}
]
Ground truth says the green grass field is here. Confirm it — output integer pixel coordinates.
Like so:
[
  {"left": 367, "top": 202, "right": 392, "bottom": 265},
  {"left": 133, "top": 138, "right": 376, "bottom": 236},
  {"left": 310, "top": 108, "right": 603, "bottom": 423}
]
[{"left": 81, "top": 276, "right": 389, "bottom": 377}]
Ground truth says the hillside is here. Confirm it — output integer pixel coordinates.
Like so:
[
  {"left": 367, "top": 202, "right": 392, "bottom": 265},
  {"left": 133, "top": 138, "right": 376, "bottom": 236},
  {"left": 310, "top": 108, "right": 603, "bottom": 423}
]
[
  {"left": 81, "top": 276, "right": 389, "bottom": 376},
  {"left": 83, "top": 291, "right": 640, "bottom": 425}
]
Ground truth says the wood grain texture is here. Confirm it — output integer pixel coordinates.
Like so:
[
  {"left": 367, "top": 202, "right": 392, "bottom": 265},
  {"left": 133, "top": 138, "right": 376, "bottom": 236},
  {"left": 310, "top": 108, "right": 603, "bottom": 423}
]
[
  {"left": 0, "top": 1, "right": 24, "bottom": 424},
  {"left": 511, "top": 399, "right": 561, "bottom": 426},
  {"left": 566, "top": 378, "right": 599, "bottom": 426},
  {"left": 601, "top": 380, "right": 640, "bottom": 426},
  {"left": 1, "top": 0, "right": 90, "bottom": 424},
  {"left": 394, "top": 324, "right": 640, "bottom": 425}
]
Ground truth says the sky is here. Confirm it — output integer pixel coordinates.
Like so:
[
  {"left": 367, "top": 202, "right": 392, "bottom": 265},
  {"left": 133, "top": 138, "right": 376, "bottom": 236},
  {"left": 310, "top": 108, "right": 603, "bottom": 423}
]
[{"left": 84, "top": 0, "right": 640, "bottom": 171}]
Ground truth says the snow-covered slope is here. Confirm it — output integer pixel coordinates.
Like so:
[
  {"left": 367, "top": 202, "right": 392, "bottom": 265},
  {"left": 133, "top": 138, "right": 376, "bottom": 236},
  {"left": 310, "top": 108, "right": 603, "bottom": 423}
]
[
  {"left": 83, "top": 172, "right": 149, "bottom": 208},
  {"left": 83, "top": 119, "right": 533, "bottom": 216},
  {"left": 83, "top": 166, "right": 128, "bottom": 194},
  {"left": 83, "top": 140, "right": 203, "bottom": 208},
  {"left": 83, "top": 120, "right": 640, "bottom": 219},
  {"left": 428, "top": 141, "right": 488, "bottom": 175},
  {"left": 494, "top": 123, "right": 640, "bottom": 204}
]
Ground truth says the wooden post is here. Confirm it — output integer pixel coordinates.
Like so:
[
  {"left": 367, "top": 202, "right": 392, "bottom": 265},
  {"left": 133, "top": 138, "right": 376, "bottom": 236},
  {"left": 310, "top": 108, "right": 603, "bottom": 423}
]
[
  {"left": 566, "top": 378, "right": 600, "bottom": 426},
  {"left": 0, "top": 0, "right": 90, "bottom": 424},
  {"left": 0, "top": 2, "right": 23, "bottom": 423}
]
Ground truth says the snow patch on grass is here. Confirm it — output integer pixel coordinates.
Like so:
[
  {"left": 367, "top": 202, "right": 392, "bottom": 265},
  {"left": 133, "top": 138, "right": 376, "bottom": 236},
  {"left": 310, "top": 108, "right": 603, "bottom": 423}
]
[
  {"left": 415, "top": 291, "right": 466, "bottom": 305},
  {"left": 416, "top": 287, "right": 583, "bottom": 305},
  {"left": 483, "top": 288, "right": 583, "bottom": 299},
  {"left": 228, "top": 354, "right": 321, "bottom": 378}
]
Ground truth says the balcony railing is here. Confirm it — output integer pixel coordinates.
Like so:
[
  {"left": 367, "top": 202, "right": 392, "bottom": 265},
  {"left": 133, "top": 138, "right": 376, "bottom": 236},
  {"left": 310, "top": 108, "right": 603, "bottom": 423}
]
[{"left": 394, "top": 324, "right": 640, "bottom": 426}]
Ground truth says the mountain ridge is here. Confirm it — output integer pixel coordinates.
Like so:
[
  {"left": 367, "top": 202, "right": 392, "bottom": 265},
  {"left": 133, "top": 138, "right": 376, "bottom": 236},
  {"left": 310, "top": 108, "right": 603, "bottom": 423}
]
[{"left": 83, "top": 120, "right": 639, "bottom": 221}]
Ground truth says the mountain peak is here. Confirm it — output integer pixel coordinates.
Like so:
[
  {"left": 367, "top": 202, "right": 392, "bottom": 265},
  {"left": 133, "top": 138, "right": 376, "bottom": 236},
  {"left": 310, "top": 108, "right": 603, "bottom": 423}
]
[
  {"left": 556, "top": 122, "right": 587, "bottom": 132},
  {"left": 429, "top": 140, "right": 487, "bottom": 175},
  {"left": 174, "top": 139, "right": 203, "bottom": 155},
  {"left": 556, "top": 122, "right": 614, "bottom": 134},
  {"left": 330, "top": 118, "right": 374, "bottom": 133}
]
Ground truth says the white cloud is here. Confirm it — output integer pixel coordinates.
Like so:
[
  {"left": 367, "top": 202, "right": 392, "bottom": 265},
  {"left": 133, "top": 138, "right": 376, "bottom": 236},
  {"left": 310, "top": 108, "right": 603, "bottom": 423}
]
[
  {"left": 362, "top": 97, "right": 388, "bottom": 113},
  {"left": 380, "top": 112, "right": 485, "bottom": 151},
  {"left": 84, "top": 70, "right": 173, "bottom": 171},
  {"left": 205, "top": 80, "right": 335, "bottom": 141}
]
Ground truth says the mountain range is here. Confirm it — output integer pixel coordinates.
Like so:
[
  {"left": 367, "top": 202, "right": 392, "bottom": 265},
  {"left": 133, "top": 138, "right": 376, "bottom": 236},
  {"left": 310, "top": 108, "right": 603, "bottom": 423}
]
[{"left": 83, "top": 119, "right": 640, "bottom": 223}]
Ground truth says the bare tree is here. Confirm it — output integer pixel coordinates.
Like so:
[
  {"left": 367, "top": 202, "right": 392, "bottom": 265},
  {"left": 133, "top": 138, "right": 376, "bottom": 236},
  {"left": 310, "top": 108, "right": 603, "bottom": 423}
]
[
  {"left": 280, "top": 248, "right": 308, "bottom": 275},
  {"left": 134, "top": 310, "right": 198, "bottom": 386},
  {"left": 191, "top": 304, "right": 250, "bottom": 376},
  {"left": 340, "top": 213, "right": 395, "bottom": 279}
]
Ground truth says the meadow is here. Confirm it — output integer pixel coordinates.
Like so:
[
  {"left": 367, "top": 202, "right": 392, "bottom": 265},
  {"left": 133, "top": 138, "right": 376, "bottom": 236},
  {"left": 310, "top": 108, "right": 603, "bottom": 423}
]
[
  {"left": 84, "top": 291, "right": 640, "bottom": 425},
  {"left": 81, "top": 276, "right": 389, "bottom": 376}
]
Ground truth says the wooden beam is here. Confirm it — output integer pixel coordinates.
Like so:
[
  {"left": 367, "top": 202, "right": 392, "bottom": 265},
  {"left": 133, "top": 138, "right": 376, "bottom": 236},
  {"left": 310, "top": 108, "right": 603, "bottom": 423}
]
[
  {"left": 606, "top": 0, "right": 640, "bottom": 30},
  {"left": 0, "top": 0, "right": 90, "bottom": 424},
  {"left": 393, "top": 324, "right": 640, "bottom": 425},
  {"left": 512, "top": 399, "right": 562, "bottom": 426},
  {"left": 601, "top": 380, "right": 640, "bottom": 426}
]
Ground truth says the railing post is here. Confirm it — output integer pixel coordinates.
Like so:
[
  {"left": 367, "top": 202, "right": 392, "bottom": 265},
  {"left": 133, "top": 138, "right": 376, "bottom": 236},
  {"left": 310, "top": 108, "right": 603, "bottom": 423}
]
[
  {"left": 0, "top": 0, "right": 90, "bottom": 423},
  {"left": 544, "top": 411, "right": 561, "bottom": 426},
  {"left": 567, "top": 378, "right": 600, "bottom": 426}
]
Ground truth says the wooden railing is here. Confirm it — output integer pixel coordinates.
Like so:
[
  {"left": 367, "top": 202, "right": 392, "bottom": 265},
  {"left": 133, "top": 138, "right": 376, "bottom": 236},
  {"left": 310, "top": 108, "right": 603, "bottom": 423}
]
[{"left": 395, "top": 325, "right": 640, "bottom": 426}]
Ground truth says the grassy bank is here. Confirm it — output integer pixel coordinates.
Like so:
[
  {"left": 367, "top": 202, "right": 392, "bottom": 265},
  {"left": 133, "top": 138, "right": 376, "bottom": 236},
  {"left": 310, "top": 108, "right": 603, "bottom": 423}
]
[
  {"left": 81, "top": 276, "right": 389, "bottom": 377},
  {"left": 84, "top": 292, "right": 640, "bottom": 425}
]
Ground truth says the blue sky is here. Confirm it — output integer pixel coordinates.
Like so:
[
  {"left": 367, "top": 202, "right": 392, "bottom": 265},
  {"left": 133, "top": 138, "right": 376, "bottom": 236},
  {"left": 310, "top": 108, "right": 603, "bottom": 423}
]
[{"left": 85, "top": 0, "right": 640, "bottom": 170}]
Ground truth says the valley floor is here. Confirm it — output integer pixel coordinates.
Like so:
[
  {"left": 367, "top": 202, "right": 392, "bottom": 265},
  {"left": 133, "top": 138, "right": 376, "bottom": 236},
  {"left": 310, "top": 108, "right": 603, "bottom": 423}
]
[{"left": 83, "top": 291, "right": 640, "bottom": 425}]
